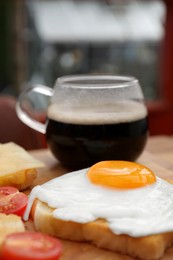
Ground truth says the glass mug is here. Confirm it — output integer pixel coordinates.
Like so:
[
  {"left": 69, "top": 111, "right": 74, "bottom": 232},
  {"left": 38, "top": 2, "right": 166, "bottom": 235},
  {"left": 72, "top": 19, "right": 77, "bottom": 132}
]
[{"left": 16, "top": 75, "right": 148, "bottom": 170}]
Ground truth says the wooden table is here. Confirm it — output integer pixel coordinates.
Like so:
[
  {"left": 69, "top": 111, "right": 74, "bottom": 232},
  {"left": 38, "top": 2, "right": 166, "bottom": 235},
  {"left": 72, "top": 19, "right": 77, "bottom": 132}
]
[{"left": 29, "top": 135, "right": 173, "bottom": 260}]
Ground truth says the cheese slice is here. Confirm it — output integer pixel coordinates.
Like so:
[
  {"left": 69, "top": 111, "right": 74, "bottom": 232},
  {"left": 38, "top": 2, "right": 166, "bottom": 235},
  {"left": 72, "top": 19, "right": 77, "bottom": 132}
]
[
  {"left": 0, "top": 142, "right": 44, "bottom": 176},
  {"left": 0, "top": 142, "right": 44, "bottom": 190},
  {"left": 0, "top": 213, "right": 25, "bottom": 246}
]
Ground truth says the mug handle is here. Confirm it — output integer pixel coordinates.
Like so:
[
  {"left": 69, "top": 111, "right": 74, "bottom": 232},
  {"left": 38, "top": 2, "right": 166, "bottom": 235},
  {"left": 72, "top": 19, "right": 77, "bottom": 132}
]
[{"left": 16, "top": 85, "right": 53, "bottom": 134}]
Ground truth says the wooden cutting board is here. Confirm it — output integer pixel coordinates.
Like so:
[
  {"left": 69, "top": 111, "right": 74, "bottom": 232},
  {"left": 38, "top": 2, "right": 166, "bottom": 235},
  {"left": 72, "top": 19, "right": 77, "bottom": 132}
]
[{"left": 28, "top": 136, "right": 173, "bottom": 260}]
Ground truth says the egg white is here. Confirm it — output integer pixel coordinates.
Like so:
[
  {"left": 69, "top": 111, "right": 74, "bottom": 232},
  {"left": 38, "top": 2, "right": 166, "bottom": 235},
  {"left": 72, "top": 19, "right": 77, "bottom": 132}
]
[{"left": 24, "top": 168, "right": 173, "bottom": 237}]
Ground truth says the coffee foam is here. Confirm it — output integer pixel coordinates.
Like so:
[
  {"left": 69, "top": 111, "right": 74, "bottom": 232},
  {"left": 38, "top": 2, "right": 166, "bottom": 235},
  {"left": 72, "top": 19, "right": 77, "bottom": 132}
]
[{"left": 47, "top": 100, "right": 147, "bottom": 125}]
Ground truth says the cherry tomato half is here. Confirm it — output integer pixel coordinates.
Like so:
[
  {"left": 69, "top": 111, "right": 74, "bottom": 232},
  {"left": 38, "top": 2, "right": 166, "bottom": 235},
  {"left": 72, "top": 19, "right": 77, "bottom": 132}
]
[
  {"left": 0, "top": 186, "right": 28, "bottom": 217},
  {"left": 1, "top": 232, "right": 62, "bottom": 260}
]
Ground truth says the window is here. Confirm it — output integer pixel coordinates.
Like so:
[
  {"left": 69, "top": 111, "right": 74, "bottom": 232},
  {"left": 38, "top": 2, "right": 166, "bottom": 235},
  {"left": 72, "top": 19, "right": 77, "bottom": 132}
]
[
  {"left": 26, "top": 0, "right": 165, "bottom": 102},
  {"left": 3, "top": 0, "right": 173, "bottom": 135}
]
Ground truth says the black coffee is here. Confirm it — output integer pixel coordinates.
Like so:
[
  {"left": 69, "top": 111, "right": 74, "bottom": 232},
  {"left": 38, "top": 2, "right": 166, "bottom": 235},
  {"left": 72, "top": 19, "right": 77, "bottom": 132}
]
[{"left": 46, "top": 101, "right": 148, "bottom": 169}]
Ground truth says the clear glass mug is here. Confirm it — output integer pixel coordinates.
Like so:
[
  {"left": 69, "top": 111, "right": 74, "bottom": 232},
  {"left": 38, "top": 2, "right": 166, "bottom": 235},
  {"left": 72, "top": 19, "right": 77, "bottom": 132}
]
[{"left": 16, "top": 75, "right": 148, "bottom": 170}]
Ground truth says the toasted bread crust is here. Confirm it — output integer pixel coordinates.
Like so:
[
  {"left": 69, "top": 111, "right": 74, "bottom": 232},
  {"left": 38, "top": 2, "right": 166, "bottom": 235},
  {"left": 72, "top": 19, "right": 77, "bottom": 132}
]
[{"left": 31, "top": 199, "right": 173, "bottom": 259}]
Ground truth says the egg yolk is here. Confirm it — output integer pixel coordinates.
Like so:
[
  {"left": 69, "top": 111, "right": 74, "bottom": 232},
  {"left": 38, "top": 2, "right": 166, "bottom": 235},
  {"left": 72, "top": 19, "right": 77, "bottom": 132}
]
[{"left": 87, "top": 161, "right": 156, "bottom": 189}]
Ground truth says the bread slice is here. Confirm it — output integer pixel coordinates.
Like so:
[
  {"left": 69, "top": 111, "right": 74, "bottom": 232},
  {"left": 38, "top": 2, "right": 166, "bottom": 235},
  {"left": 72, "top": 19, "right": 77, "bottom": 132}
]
[
  {"left": 0, "top": 213, "right": 25, "bottom": 247},
  {"left": 31, "top": 199, "right": 173, "bottom": 260},
  {"left": 0, "top": 142, "right": 44, "bottom": 190}
]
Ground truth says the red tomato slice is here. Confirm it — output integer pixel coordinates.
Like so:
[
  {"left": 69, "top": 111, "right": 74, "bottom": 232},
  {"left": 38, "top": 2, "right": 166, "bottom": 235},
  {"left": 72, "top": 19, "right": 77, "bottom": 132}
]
[
  {"left": 0, "top": 186, "right": 28, "bottom": 217},
  {"left": 1, "top": 232, "right": 62, "bottom": 260}
]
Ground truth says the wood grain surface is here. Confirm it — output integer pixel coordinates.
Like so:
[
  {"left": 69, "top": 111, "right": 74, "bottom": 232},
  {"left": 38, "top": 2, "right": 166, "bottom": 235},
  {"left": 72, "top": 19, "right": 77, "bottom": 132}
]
[{"left": 28, "top": 135, "right": 173, "bottom": 260}]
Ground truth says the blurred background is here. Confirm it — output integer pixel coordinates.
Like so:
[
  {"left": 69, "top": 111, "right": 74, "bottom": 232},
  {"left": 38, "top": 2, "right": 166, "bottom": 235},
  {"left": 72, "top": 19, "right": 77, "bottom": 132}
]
[
  {"left": 0, "top": 0, "right": 165, "bottom": 100},
  {"left": 1, "top": 0, "right": 173, "bottom": 149}
]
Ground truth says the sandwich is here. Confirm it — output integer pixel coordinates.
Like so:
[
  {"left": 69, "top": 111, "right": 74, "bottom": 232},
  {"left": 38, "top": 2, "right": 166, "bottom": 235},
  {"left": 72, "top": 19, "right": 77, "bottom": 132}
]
[
  {"left": 24, "top": 160, "right": 173, "bottom": 259},
  {"left": 0, "top": 142, "right": 44, "bottom": 190}
]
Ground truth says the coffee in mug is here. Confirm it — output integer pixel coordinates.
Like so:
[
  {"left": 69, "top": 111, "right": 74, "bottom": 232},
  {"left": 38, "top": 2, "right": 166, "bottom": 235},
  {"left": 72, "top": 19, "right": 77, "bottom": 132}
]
[{"left": 16, "top": 75, "right": 148, "bottom": 170}]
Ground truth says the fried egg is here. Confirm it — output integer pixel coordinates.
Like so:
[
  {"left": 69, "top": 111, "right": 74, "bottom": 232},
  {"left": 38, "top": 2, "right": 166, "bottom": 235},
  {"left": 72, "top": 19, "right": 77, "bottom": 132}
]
[{"left": 24, "top": 161, "right": 173, "bottom": 237}]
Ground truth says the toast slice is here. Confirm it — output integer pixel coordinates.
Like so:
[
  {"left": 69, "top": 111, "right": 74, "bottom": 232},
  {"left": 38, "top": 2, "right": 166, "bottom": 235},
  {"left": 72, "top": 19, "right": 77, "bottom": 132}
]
[
  {"left": 0, "top": 142, "right": 44, "bottom": 190},
  {"left": 0, "top": 213, "right": 25, "bottom": 247},
  {"left": 31, "top": 199, "right": 173, "bottom": 260}
]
